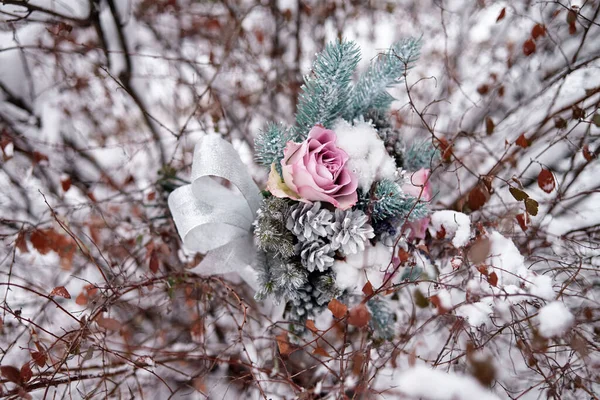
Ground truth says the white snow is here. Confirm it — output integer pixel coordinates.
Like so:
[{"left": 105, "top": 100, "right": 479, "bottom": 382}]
[
  {"left": 333, "top": 119, "right": 397, "bottom": 191},
  {"left": 529, "top": 275, "right": 555, "bottom": 301},
  {"left": 429, "top": 210, "right": 471, "bottom": 248},
  {"left": 537, "top": 302, "right": 574, "bottom": 338},
  {"left": 395, "top": 365, "right": 501, "bottom": 400},
  {"left": 332, "top": 242, "right": 393, "bottom": 293},
  {"left": 487, "top": 231, "right": 527, "bottom": 286}
]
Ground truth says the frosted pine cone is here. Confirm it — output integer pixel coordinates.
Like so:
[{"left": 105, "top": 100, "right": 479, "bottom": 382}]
[
  {"left": 287, "top": 202, "right": 333, "bottom": 242},
  {"left": 300, "top": 240, "right": 334, "bottom": 272},
  {"left": 329, "top": 209, "right": 375, "bottom": 254}
]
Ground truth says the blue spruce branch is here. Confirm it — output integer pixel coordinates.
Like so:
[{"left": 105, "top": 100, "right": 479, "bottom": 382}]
[
  {"left": 295, "top": 40, "right": 361, "bottom": 138},
  {"left": 403, "top": 140, "right": 440, "bottom": 171},
  {"left": 346, "top": 37, "right": 422, "bottom": 120},
  {"left": 254, "top": 122, "right": 295, "bottom": 170},
  {"left": 370, "top": 179, "right": 428, "bottom": 223}
]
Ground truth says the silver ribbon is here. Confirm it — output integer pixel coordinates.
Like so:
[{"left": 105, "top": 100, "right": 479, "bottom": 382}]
[{"left": 168, "top": 134, "right": 262, "bottom": 289}]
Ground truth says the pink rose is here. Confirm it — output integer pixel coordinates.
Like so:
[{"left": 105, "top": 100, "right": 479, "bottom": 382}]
[
  {"left": 402, "top": 168, "right": 432, "bottom": 239},
  {"left": 268, "top": 125, "right": 358, "bottom": 210}
]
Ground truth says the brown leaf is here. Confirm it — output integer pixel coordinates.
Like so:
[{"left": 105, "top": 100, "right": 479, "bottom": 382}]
[
  {"left": 30, "top": 229, "right": 53, "bottom": 255},
  {"left": 429, "top": 295, "right": 449, "bottom": 314},
  {"left": 531, "top": 24, "right": 546, "bottom": 40},
  {"left": 487, "top": 271, "right": 499, "bottom": 287},
  {"left": 485, "top": 117, "right": 495, "bottom": 135},
  {"left": 192, "top": 376, "right": 207, "bottom": 394},
  {"left": 352, "top": 353, "right": 365, "bottom": 375},
  {"left": 32, "top": 151, "right": 49, "bottom": 164},
  {"left": 31, "top": 351, "right": 47, "bottom": 368},
  {"left": 305, "top": 319, "right": 318, "bottom": 334},
  {"left": 477, "top": 84, "right": 489, "bottom": 95},
  {"left": 554, "top": 117, "right": 568, "bottom": 129},
  {"left": 347, "top": 303, "right": 371, "bottom": 328},
  {"left": 276, "top": 332, "right": 292, "bottom": 356},
  {"left": 525, "top": 198, "right": 539, "bottom": 216},
  {"left": 328, "top": 299, "right": 348, "bottom": 319},
  {"left": 313, "top": 346, "right": 330, "bottom": 357},
  {"left": 61, "top": 176, "right": 72, "bottom": 192},
  {"left": 414, "top": 289, "right": 429, "bottom": 308},
  {"left": 75, "top": 292, "right": 88, "bottom": 306},
  {"left": 97, "top": 315, "right": 121, "bottom": 332},
  {"left": 398, "top": 248, "right": 411, "bottom": 263},
  {"left": 20, "top": 363, "right": 32, "bottom": 383},
  {"left": 523, "top": 39, "right": 536, "bottom": 56},
  {"left": 468, "top": 184, "right": 489, "bottom": 211},
  {"left": 1, "top": 365, "right": 21, "bottom": 384},
  {"left": 362, "top": 281, "right": 374, "bottom": 297},
  {"left": 468, "top": 237, "right": 491, "bottom": 264},
  {"left": 149, "top": 250, "right": 159, "bottom": 274},
  {"left": 50, "top": 286, "right": 71, "bottom": 299},
  {"left": 515, "top": 133, "right": 529, "bottom": 148},
  {"left": 496, "top": 7, "right": 506, "bottom": 22},
  {"left": 516, "top": 213, "right": 529, "bottom": 231},
  {"left": 572, "top": 106, "right": 585, "bottom": 120},
  {"left": 582, "top": 145, "right": 595, "bottom": 161},
  {"left": 537, "top": 169, "right": 555, "bottom": 193},
  {"left": 15, "top": 231, "right": 28, "bottom": 253}
]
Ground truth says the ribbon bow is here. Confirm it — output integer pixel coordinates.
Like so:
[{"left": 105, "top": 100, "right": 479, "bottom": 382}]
[{"left": 168, "top": 134, "right": 262, "bottom": 289}]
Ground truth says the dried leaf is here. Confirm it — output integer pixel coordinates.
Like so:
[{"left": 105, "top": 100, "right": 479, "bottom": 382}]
[
  {"left": 1, "top": 365, "right": 21, "bottom": 384},
  {"left": 149, "top": 250, "right": 159, "bottom": 274},
  {"left": 531, "top": 24, "right": 546, "bottom": 40},
  {"left": 572, "top": 106, "right": 585, "bottom": 120},
  {"left": 313, "top": 346, "right": 330, "bottom": 357},
  {"left": 305, "top": 319, "right": 318, "bottom": 334},
  {"left": 276, "top": 332, "right": 292, "bottom": 356},
  {"left": 20, "top": 363, "right": 32, "bottom": 383},
  {"left": 15, "top": 231, "right": 28, "bottom": 253},
  {"left": 554, "top": 117, "right": 567, "bottom": 129},
  {"left": 429, "top": 295, "right": 449, "bottom": 314},
  {"left": 352, "top": 353, "right": 365, "bottom": 375},
  {"left": 50, "top": 286, "right": 71, "bottom": 299},
  {"left": 468, "top": 237, "right": 491, "bottom": 264},
  {"left": 485, "top": 117, "right": 495, "bottom": 135},
  {"left": 582, "top": 145, "right": 595, "bottom": 161},
  {"left": 496, "top": 7, "right": 506, "bottom": 22},
  {"left": 414, "top": 289, "right": 429, "bottom": 308},
  {"left": 61, "top": 176, "right": 72, "bottom": 192},
  {"left": 30, "top": 229, "right": 53, "bottom": 255},
  {"left": 97, "top": 315, "right": 121, "bottom": 332},
  {"left": 516, "top": 213, "right": 529, "bottom": 231},
  {"left": 509, "top": 187, "right": 529, "bottom": 201},
  {"left": 487, "top": 271, "right": 499, "bottom": 287},
  {"left": 593, "top": 113, "right": 600, "bottom": 127},
  {"left": 328, "top": 299, "right": 348, "bottom": 319},
  {"left": 515, "top": 133, "right": 529, "bottom": 148},
  {"left": 31, "top": 351, "right": 47, "bottom": 367},
  {"left": 537, "top": 169, "right": 555, "bottom": 193},
  {"left": 347, "top": 303, "right": 371, "bottom": 328},
  {"left": 523, "top": 39, "right": 536, "bottom": 56},
  {"left": 525, "top": 198, "right": 539, "bottom": 216},
  {"left": 468, "top": 184, "right": 489, "bottom": 211},
  {"left": 75, "top": 292, "right": 88, "bottom": 306},
  {"left": 362, "top": 281, "right": 374, "bottom": 296}
]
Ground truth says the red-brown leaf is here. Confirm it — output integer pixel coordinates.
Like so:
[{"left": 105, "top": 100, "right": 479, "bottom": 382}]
[
  {"left": 362, "top": 281, "right": 374, "bottom": 297},
  {"left": 15, "top": 231, "right": 28, "bottom": 253},
  {"left": 149, "top": 250, "right": 159, "bottom": 274},
  {"left": 582, "top": 145, "right": 595, "bottom": 161},
  {"left": 347, "top": 303, "right": 371, "bottom": 327},
  {"left": 1, "top": 365, "right": 21, "bottom": 384},
  {"left": 429, "top": 295, "right": 449, "bottom": 315},
  {"left": 537, "top": 169, "right": 555, "bottom": 193},
  {"left": 313, "top": 346, "right": 330, "bottom": 357},
  {"left": 516, "top": 213, "right": 529, "bottom": 231},
  {"left": 523, "top": 39, "right": 536, "bottom": 56},
  {"left": 488, "top": 271, "right": 499, "bottom": 287},
  {"left": 468, "top": 185, "right": 489, "bottom": 211},
  {"left": 20, "top": 363, "right": 32, "bottom": 383},
  {"left": 31, "top": 351, "right": 47, "bottom": 368},
  {"left": 50, "top": 286, "right": 71, "bottom": 299},
  {"left": 276, "top": 332, "right": 292, "bottom": 356},
  {"left": 485, "top": 117, "right": 495, "bottom": 135},
  {"left": 75, "top": 292, "right": 88, "bottom": 306},
  {"left": 97, "top": 315, "right": 121, "bottom": 331},
  {"left": 61, "top": 176, "right": 72, "bottom": 192},
  {"left": 496, "top": 7, "right": 506, "bottom": 22},
  {"left": 305, "top": 319, "right": 318, "bottom": 334},
  {"left": 531, "top": 24, "right": 546, "bottom": 40},
  {"left": 328, "top": 299, "right": 348, "bottom": 319},
  {"left": 515, "top": 133, "right": 529, "bottom": 148}
]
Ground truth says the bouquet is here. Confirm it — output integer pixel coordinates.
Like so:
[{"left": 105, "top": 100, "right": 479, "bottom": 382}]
[{"left": 169, "top": 38, "right": 439, "bottom": 337}]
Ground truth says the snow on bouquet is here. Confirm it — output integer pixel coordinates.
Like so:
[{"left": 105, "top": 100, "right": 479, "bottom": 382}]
[{"left": 168, "top": 38, "right": 439, "bottom": 337}]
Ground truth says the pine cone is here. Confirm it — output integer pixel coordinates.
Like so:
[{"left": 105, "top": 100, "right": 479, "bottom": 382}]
[
  {"left": 287, "top": 202, "right": 333, "bottom": 242},
  {"left": 329, "top": 209, "right": 375, "bottom": 255},
  {"left": 299, "top": 240, "right": 334, "bottom": 272}
]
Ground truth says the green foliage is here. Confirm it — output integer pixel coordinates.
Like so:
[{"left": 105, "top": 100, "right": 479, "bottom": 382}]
[
  {"left": 403, "top": 140, "right": 440, "bottom": 171},
  {"left": 295, "top": 40, "right": 361, "bottom": 138},
  {"left": 346, "top": 37, "right": 422, "bottom": 120},
  {"left": 254, "top": 122, "right": 295, "bottom": 171},
  {"left": 371, "top": 179, "right": 428, "bottom": 223}
]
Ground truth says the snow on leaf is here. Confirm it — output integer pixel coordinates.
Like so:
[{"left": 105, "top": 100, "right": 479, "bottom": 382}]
[
  {"left": 537, "top": 169, "right": 555, "bottom": 193},
  {"left": 537, "top": 302, "right": 574, "bottom": 338},
  {"left": 50, "top": 286, "right": 71, "bottom": 299}
]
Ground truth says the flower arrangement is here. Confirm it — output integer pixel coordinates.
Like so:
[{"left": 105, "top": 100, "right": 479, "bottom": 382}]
[{"left": 250, "top": 38, "right": 439, "bottom": 335}]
